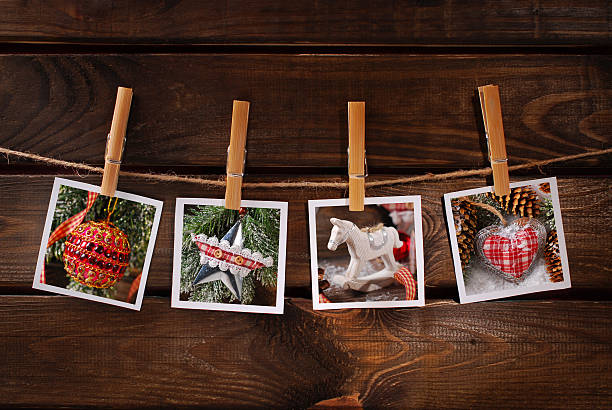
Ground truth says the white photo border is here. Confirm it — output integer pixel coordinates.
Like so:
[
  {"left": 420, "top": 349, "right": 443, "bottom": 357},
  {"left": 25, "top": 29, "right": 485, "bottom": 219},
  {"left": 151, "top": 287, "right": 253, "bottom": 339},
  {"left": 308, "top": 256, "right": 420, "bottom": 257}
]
[
  {"left": 308, "top": 196, "right": 425, "bottom": 310},
  {"left": 172, "top": 198, "right": 288, "bottom": 314},
  {"left": 443, "top": 177, "right": 571, "bottom": 304},
  {"left": 33, "top": 177, "right": 164, "bottom": 311}
]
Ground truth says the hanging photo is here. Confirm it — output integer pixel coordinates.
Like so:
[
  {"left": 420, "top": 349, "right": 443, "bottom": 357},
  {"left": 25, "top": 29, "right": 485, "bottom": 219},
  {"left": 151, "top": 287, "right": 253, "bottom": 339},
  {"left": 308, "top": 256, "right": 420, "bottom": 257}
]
[
  {"left": 444, "top": 177, "right": 571, "bottom": 303},
  {"left": 33, "top": 178, "right": 163, "bottom": 310},
  {"left": 308, "top": 196, "right": 425, "bottom": 310},
  {"left": 172, "top": 198, "right": 288, "bottom": 314}
]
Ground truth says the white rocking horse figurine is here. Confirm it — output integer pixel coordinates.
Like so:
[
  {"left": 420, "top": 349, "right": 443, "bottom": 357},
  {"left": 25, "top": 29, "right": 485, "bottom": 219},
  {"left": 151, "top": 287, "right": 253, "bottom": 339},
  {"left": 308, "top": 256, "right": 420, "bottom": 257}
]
[{"left": 327, "top": 218, "right": 403, "bottom": 292}]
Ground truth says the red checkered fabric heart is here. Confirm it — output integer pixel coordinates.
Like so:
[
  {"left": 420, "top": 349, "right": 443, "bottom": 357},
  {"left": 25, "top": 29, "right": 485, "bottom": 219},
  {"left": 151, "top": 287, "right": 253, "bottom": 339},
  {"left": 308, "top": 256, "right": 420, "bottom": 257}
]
[
  {"left": 393, "top": 266, "right": 417, "bottom": 300},
  {"left": 482, "top": 227, "right": 538, "bottom": 278}
]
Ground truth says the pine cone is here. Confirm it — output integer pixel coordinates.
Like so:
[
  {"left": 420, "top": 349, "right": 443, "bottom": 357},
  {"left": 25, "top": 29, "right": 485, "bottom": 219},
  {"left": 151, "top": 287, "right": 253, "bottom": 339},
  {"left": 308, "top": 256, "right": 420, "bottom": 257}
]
[
  {"left": 487, "top": 187, "right": 541, "bottom": 218},
  {"left": 544, "top": 229, "right": 563, "bottom": 282},
  {"left": 539, "top": 182, "right": 551, "bottom": 194},
  {"left": 452, "top": 199, "right": 478, "bottom": 269}
]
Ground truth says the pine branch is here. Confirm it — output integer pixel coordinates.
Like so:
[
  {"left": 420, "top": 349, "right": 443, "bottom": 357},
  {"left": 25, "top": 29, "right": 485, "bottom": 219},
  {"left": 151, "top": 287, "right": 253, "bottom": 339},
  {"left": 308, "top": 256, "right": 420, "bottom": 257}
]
[
  {"left": 242, "top": 207, "right": 280, "bottom": 289},
  {"left": 539, "top": 198, "right": 556, "bottom": 231}
]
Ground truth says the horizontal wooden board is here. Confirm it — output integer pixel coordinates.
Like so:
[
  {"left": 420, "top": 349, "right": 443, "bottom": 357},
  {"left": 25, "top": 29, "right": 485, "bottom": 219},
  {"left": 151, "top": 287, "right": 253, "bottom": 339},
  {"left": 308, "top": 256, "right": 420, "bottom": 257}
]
[
  {"left": 0, "top": 296, "right": 610, "bottom": 408},
  {"left": 0, "top": 175, "right": 609, "bottom": 292},
  {"left": 0, "top": 1, "right": 610, "bottom": 46},
  {"left": 0, "top": 54, "right": 610, "bottom": 170}
]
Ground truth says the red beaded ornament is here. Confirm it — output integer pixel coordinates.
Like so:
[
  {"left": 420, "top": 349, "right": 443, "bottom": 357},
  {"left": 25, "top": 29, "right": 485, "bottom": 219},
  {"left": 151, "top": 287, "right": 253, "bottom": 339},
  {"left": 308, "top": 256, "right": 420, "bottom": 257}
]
[{"left": 62, "top": 220, "right": 130, "bottom": 288}]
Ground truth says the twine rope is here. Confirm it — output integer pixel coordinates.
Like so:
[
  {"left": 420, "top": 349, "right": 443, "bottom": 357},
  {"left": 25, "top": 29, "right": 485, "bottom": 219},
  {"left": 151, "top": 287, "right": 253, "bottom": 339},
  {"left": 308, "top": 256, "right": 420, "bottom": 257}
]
[{"left": 1, "top": 146, "right": 610, "bottom": 189}]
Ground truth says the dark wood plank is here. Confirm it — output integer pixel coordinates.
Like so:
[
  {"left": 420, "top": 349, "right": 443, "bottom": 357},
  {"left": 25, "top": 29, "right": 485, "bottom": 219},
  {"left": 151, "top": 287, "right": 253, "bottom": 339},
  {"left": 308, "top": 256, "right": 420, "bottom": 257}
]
[
  {"left": 0, "top": 1, "right": 609, "bottom": 46},
  {"left": 0, "top": 296, "right": 610, "bottom": 408},
  {"left": 0, "top": 54, "right": 610, "bottom": 170},
  {"left": 0, "top": 175, "right": 609, "bottom": 291}
]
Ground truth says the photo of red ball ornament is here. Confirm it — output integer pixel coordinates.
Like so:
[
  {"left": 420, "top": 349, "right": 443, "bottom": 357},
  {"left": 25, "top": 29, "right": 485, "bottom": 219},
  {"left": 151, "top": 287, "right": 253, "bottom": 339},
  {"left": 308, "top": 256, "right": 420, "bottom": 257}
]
[{"left": 62, "top": 220, "right": 130, "bottom": 288}]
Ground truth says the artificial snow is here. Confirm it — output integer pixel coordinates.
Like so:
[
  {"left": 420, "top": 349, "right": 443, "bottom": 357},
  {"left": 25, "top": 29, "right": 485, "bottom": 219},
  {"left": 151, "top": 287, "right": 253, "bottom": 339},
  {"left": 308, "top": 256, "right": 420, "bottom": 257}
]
[{"left": 465, "top": 256, "right": 549, "bottom": 295}]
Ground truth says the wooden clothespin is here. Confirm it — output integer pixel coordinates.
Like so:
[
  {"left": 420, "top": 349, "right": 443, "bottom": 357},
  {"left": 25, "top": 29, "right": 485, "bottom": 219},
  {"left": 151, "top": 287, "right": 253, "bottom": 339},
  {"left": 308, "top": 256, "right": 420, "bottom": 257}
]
[
  {"left": 478, "top": 85, "right": 510, "bottom": 196},
  {"left": 224, "top": 100, "right": 250, "bottom": 210},
  {"left": 100, "top": 87, "right": 133, "bottom": 197},
  {"left": 348, "top": 101, "right": 366, "bottom": 211}
]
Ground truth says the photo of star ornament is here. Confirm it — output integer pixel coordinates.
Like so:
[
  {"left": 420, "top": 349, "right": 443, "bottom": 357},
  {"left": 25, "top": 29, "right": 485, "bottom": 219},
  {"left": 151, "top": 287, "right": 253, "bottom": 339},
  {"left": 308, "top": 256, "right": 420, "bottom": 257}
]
[{"left": 191, "top": 220, "right": 273, "bottom": 301}]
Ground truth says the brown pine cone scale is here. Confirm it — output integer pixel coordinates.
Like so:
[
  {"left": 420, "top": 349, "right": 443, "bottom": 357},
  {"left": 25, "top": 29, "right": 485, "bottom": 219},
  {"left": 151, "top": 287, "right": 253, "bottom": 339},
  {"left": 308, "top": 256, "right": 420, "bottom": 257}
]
[
  {"left": 452, "top": 199, "right": 478, "bottom": 269},
  {"left": 487, "top": 187, "right": 541, "bottom": 218},
  {"left": 544, "top": 229, "right": 563, "bottom": 282}
]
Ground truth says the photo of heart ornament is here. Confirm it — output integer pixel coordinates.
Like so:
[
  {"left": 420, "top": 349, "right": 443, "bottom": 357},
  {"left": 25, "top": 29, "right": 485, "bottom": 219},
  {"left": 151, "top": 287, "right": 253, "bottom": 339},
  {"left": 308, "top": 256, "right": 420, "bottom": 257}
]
[{"left": 475, "top": 218, "right": 546, "bottom": 283}]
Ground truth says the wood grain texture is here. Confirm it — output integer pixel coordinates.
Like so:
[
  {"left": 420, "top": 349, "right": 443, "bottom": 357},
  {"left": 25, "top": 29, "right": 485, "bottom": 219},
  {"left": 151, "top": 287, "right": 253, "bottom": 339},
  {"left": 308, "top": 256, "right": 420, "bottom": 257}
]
[
  {"left": 479, "top": 85, "right": 510, "bottom": 196},
  {"left": 1, "top": 3, "right": 610, "bottom": 409},
  {"left": 0, "top": 55, "right": 610, "bottom": 170},
  {"left": 0, "top": 1, "right": 610, "bottom": 46},
  {"left": 224, "top": 100, "right": 250, "bottom": 209},
  {"left": 0, "top": 175, "right": 609, "bottom": 291},
  {"left": 100, "top": 86, "right": 132, "bottom": 197},
  {"left": 348, "top": 101, "right": 365, "bottom": 211},
  {"left": 0, "top": 296, "right": 610, "bottom": 408}
]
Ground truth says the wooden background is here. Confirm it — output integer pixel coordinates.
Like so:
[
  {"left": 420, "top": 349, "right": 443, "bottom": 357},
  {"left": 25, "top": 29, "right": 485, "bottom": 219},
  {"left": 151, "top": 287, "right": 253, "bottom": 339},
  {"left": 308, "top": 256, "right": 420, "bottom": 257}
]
[{"left": 0, "top": 1, "right": 610, "bottom": 408}]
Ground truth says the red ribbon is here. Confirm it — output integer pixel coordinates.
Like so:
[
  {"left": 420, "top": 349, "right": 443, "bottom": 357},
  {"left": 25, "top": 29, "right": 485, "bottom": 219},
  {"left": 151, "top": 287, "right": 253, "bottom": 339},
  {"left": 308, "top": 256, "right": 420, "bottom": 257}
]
[
  {"left": 126, "top": 272, "right": 141, "bottom": 303},
  {"left": 194, "top": 241, "right": 267, "bottom": 271},
  {"left": 394, "top": 266, "right": 417, "bottom": 300},
  {"left": 42, "top": 191, "right": 98, "bottom": 283}
]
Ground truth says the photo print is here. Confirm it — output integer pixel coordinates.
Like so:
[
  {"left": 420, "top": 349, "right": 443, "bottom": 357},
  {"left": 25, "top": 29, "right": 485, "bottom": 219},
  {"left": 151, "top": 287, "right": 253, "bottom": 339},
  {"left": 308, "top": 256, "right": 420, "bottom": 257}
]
[
  {"left": 444, "top": 177, "right": 570, "bottom": 303},
  {"left": 33, "top": 178, "right": 163, "bottom": 310},
  {"left": 172, "top": 198, "right": 287, "bottom": 314},
  {"left": 309, "top": 196, "right": 425, "bottom": 310}
]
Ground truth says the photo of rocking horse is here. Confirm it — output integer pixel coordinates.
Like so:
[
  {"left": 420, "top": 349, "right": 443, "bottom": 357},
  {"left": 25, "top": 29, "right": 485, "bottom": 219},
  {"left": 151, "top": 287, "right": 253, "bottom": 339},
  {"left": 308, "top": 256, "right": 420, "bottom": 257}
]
[
  {"left": 327, "top": 218, "right": 402, "bottom": 292},
  {"left": 308, "top": 196, "right": 425, "bottom": 310}
]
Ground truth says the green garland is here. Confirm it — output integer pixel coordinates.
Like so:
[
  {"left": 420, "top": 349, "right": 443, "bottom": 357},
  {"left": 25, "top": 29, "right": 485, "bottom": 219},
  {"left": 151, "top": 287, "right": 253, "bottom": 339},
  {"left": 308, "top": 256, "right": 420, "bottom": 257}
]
[{"left": 180, "top": 205, "right": 280, "bottom": 304}]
